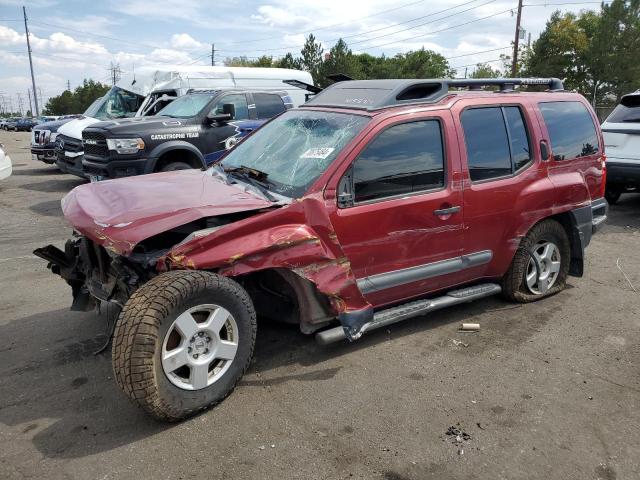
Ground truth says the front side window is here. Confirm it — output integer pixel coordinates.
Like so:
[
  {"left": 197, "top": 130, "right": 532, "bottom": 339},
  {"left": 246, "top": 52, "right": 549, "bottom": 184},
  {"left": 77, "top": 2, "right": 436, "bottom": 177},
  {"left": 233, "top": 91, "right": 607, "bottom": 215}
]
[
  {"left": 352, "top": 120, "right": 445, "bottom": 203},
  {"left": 219, "top": 110, "right": 369, "bottom": 198},
  {"left": 158, "top": 93, "right": 216, "bottom": 119},
  {"left": 539, "top": 101, "right": 599, "bottom": 160},
  {"left": 211, "top": 94, "right": 249, "bottom": 120},
  {"left": 254, "top": 93, "right": 286, "bottom": 118},
  {"left": 461, "top": 106, "right": 531, "bottom": 181}
]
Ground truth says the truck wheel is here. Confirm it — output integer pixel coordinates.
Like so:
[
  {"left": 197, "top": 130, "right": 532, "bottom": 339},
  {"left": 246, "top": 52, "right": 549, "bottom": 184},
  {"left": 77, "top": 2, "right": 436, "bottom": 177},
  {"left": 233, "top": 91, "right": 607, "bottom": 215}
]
[
  {"left": 502, "top": 219, "right": 570, "bottom": 303},
  {"left": 112, "top": 270, "right": 257, "bottom": 421},
  {"left": 605, "top": 188, "right": 621, "bottom": 205},
  {"left": 160, "top": 161, "right": 192, "bottom": 172}
]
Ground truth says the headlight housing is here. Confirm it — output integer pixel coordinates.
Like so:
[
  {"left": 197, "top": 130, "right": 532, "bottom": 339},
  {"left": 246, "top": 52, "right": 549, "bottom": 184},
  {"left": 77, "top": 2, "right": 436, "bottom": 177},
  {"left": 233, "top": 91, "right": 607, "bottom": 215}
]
[
  {"left": 50, "top": 132, "right": 58, "bottom": 143},
  {"left": 106, "top": 138, "right": 145, "bottom": 155}
]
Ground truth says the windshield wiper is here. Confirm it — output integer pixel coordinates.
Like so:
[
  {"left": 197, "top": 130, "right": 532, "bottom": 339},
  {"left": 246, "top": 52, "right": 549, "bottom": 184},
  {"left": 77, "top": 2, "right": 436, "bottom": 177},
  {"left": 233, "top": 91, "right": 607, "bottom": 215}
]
[{"left": 223, "top": 165, "right": 277, "bottom": 202}]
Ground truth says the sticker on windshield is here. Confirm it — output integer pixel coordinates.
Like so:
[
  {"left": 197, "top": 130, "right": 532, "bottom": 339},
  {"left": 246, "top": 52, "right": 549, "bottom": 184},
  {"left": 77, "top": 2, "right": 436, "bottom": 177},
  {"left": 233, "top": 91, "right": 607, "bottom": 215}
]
[{"left": 300, "top": 147, "right": 335, "bottom": 159}]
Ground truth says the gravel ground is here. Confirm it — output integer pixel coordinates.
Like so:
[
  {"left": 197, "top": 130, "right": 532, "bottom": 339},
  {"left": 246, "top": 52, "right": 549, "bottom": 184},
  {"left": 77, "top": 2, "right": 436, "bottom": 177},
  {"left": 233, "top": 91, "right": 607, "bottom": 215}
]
[{"left": 0, "top": 130, "right": 638, "bottom": 480}]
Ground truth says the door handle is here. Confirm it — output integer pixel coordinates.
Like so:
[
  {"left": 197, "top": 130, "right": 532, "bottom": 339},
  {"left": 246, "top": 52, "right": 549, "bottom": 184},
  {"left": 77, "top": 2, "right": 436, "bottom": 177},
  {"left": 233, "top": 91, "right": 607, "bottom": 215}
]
[{"left": 433, "top": 206, "right": 461, "bottom": 216}]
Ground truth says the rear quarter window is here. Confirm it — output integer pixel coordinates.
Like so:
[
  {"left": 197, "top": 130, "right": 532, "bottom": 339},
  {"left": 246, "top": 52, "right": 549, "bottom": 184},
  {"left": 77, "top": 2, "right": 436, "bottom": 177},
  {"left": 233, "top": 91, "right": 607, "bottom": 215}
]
[
  {"left": 539, "top": 101, "right": 599, "bottom": 160},
  {"left": 606, "top": 95, "right": 640, "bottom": 123}
]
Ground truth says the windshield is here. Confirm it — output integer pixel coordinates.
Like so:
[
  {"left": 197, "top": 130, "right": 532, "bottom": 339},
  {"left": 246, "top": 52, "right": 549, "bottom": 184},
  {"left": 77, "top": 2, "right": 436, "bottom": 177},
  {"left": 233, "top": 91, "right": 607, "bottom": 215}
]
[
  {"left": 83, "top": 97, "right": 104, "bottom": 117},
  {"left": 158, "top": 93, "right": 216, "bottom": 118},
  {"left": 219, "top": 109, "right": 369, "bottom": 198},
  {"left": 606, "top": 95, "right": 640, "bottom": 123},
  {"left": 84, "top": 86, "right": 145, "bottom": 120}
]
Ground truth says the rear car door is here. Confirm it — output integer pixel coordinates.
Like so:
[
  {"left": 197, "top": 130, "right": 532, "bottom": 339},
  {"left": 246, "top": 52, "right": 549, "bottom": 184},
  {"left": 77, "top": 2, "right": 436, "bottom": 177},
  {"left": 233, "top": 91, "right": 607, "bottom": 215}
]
[
  {"left": 329, "top": 112, "right": 466, "bottom": 308},
  {"left": 202, "top": 93, "right": 250, "bottom": 163},
  {"left": 453, "top": 101, "right": 546, "bottom": 279}
]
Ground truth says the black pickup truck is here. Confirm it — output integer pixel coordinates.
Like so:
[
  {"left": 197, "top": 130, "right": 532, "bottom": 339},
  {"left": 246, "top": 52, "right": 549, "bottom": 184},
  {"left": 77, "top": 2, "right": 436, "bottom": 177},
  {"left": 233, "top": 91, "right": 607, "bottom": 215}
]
[{"left": 80, "top": 89, "right": 292, "bottom": 181}]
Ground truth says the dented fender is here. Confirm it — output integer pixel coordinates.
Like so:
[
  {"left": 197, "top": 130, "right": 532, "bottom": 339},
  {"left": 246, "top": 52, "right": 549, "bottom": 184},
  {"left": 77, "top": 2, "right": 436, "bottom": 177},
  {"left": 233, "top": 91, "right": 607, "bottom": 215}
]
[{"left": 160, "top": 193, "right": 373, "bottom": 339}]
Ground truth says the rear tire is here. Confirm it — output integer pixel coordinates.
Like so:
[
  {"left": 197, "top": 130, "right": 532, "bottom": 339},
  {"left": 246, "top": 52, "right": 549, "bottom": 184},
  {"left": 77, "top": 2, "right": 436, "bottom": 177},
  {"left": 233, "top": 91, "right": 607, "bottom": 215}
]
[
  {"left": 112, "top": 270, "right": 257, "bottom": 422},
  {"left": 159, "top": 161, "right": 192, "bottom": 172},
  {"left": 502, "top": 219, "right": 570, "bottom": 303}
]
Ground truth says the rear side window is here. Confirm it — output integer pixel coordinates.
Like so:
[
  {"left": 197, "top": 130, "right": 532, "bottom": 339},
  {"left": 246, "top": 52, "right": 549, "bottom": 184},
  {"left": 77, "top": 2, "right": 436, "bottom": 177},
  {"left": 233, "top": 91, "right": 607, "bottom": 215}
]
[
  {"left": 461, "top": 106, "right": 531, "bottom": 181},
  {"left": 353, "top": 120, "right": 444, "bottom": 203},
  {"left": 539, "top": 101, "right": 599, "bottom": 160},
  {"left": 254, "top": 93, "right": 286, "bottom": 118},
  {"left": 606, "top": 95, "right": 640, "bottom": 123}
]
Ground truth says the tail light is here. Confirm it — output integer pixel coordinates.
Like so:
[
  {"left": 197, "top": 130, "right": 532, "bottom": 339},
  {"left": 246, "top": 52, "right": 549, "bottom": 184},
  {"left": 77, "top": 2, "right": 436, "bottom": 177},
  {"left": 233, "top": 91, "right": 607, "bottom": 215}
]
[{"left": 600, "top": 154, "right": 607, "bottom": 198}]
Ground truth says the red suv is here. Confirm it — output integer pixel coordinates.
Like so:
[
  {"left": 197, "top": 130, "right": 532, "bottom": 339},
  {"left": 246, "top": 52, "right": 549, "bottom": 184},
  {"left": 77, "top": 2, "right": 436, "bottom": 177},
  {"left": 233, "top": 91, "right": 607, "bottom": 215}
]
[{"left": 36, "top": 78, "right": 608, "bottom": 421}]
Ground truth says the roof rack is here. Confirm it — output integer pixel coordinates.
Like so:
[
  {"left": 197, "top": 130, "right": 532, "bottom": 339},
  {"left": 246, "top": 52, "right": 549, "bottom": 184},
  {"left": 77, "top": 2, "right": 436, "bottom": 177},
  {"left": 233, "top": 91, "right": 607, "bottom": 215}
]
[{"left": 301, "top": 77, "right": 564, "bottom": 111}]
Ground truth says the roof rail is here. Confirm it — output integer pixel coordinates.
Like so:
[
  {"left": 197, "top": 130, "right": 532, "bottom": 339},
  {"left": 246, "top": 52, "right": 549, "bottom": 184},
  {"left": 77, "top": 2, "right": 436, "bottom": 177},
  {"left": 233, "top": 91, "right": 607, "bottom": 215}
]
[{"left": 302, "top": 77, "right": 564, "bottom": 111}]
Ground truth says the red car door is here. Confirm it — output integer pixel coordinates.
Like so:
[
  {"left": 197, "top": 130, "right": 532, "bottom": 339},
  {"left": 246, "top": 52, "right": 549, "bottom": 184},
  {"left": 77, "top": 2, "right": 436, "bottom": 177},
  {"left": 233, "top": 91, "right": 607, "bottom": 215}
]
[
  {"left": 328, "top": 111, "right": 473, "bottom": 309},
  {"left": 451, "top": 99, "right": 550, "bottom": 279}
]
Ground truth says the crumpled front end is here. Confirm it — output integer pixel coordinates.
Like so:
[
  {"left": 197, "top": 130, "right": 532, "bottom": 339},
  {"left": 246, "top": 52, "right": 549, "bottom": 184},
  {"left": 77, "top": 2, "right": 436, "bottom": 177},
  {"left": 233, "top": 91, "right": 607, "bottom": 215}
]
[
  {"left": 160, "top": 193, "right": 374, "bottom": 340},
  {"left": 33, "top": 236, "right": 148, "bottom": 312}
]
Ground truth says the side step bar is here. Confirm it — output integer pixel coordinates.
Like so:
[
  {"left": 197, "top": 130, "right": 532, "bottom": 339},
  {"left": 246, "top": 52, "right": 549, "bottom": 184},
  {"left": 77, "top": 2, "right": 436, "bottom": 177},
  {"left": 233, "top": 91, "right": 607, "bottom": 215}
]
[{"left": 316, "top": 283, "right": 501, "bottom": 345}]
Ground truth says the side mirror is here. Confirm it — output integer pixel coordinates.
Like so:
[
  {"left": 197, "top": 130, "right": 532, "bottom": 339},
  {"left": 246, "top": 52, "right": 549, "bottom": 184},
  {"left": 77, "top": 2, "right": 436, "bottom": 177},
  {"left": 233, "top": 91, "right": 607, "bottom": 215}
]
[
  {"left": 337, "top": 167, "right": 355, "bottom": 208},
  {"left": 540, "top": 140, "right": 550, "bottom": 161},
  {"left": 208, "top": 103, "right": 235, "bottom": 124}
]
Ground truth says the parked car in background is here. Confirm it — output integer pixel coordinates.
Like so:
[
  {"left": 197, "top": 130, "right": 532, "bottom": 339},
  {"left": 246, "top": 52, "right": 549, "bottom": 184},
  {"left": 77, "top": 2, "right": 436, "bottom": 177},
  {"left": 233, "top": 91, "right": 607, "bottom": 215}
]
[
  {"left": 3, "top": 118, "right": 19, "bottom": 131},
  {"left": 81, "top": 89, "right": 293, "bottom": 181},
  {"left": 0, "top": 143, "right": 12, "bottom": 180},
  {"left": 31, "top": 115, "right": 81, "bottom": 164},
  {"left": 36, "top": 77, "right": 607, "bottom": 421},
  {"left": 0, "top": 119, "right": 7, "bottom": 129},
  {"left": 602, "top": 90, "right": 640, "bottom": 204},
  {"left": 16, "top": 118, "right": 38, "bottom": 132},
  {"left": 56, "top": 65, "right": 313, "bottom": 178}
]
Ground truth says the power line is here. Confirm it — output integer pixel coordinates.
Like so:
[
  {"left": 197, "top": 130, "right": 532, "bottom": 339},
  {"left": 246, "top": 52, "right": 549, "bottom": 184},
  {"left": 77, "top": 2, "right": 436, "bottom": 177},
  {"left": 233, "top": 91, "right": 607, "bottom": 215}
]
[
  {"left": 358, "top": 7, "right": 514, "bottom": 51},
  {"left": 217, "top": 0, "right": 500, "bottom": 54},
  {"left": 215, "top": 0, "right": 434, "bottom": 46}
]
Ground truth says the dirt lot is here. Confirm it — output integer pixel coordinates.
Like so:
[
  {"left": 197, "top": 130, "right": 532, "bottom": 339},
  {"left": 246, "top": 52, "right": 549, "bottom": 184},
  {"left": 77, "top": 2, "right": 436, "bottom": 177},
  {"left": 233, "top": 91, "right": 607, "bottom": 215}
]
[{"left": 0, "top": 130, "right": 638, "bottom": 480}]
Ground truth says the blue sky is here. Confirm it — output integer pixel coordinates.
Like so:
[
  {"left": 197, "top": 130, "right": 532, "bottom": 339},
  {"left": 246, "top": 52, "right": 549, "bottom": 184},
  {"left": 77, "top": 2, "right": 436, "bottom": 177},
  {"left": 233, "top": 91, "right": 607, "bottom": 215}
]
[{"left": 0, "top": 0, "right": 605, "bottom": 114}]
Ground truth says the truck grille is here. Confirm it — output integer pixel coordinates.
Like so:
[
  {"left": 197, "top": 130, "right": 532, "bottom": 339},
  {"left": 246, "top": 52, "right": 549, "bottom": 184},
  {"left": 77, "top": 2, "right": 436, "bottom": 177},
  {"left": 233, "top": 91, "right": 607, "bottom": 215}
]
[
  {"left": 82, "top": 131, "right": 109, "bottom": 160},
  {"left": 56, "top": 134, "right": 83, "bottom": 153}
]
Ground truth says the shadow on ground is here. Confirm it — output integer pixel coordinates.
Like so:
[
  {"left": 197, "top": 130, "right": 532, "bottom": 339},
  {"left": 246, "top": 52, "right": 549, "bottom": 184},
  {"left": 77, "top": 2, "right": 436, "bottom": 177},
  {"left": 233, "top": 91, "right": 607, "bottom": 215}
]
[
  {"left": 605, "top": 193, "right": 640, "bottom": 230},
  {"left": 0, "top": 288, "right": 560, "bottom": 460},
  {"left": 20, "top": 178, "right": 85, "bottom": 193}
]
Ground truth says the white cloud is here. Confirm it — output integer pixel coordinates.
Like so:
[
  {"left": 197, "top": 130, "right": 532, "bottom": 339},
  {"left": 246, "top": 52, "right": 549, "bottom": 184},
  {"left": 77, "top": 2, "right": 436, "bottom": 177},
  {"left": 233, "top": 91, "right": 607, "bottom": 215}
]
[
  {"left": 170, "top": 33, "right": 205, "bottom": 51},
  {"left": 251, "top": 5, "right": 309, "bottom": 28}
]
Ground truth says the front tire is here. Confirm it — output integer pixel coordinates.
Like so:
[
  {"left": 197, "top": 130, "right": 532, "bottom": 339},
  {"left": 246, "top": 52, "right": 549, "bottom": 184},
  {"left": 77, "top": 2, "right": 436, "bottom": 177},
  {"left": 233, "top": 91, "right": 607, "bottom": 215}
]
[
  {"left": 502, "top": 219, "right": 570, "bottom": 303},
  {"left": 112, "top": 270, "right": 257, "bottom": 421},
  {"left": 159, "top": 161, "right": 192, "bottom": 172}
]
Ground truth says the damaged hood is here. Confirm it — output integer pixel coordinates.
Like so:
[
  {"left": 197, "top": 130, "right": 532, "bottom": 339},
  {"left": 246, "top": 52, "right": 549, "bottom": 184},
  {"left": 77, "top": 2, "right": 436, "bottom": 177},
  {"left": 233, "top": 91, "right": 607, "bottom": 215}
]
[{"left": 62, "top": 169, "right": 273, "bottom": 255}]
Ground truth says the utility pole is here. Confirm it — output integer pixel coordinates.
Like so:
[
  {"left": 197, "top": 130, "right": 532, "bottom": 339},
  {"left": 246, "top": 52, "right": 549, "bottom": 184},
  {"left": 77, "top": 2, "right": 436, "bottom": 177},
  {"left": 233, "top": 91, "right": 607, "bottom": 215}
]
[
  {"left": 211, "top": 43, "right": 215, "bottom": 66},
  {"left": 67, "top": 80, "right": 71, "bottom": 91},
  {"left": 511, "top": 0, "right": 523, "bottom": 77},
  {"left": 109, "top": 62, "right": 121, "bottom": 85},
  {"left": 17, "top": 93, "right": 24, "bottom": 115},
  {"left": 23, "top": 6, "right": 39, "bottom": 117},
  {"left": 27, "top": 88, "right": 32, "bottom": 116}
]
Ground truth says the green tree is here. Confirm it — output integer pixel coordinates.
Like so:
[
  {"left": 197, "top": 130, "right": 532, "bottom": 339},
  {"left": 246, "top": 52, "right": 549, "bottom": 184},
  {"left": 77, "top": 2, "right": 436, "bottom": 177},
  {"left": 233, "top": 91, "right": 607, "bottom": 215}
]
[
  {"left": 274, "top": 52, "right": 303, "bottom": 70},
  {"left": 526, "top": 11, "right": 591, "bottom": 93},
  {"left": 320, "top": 38, "right": 361, "bottom": 87},
  {"left": 589, "top": 0, "right": 640, "bottom": 102},
  {"left": 393, "top": 48, "right": 454, "bottom": 78},
  {"left": 300, "top": 34, "right": 324, "bottom": 85},
  {"left": 43, "top": 79, "right": 109, "bottom": 115},
  {"left": 470, "top": 62, "right": 502, "bottom": 78}
]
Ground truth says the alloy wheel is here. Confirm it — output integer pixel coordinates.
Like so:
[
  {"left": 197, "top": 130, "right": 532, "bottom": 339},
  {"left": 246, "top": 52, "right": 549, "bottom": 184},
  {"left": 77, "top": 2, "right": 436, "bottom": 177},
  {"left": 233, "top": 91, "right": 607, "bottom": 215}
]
[
  {"left": 161, "top": 304, "right": 239, "bottom": 390},
  {"left": 525, "top": 241, "right": 561, "bottom": 295}
]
